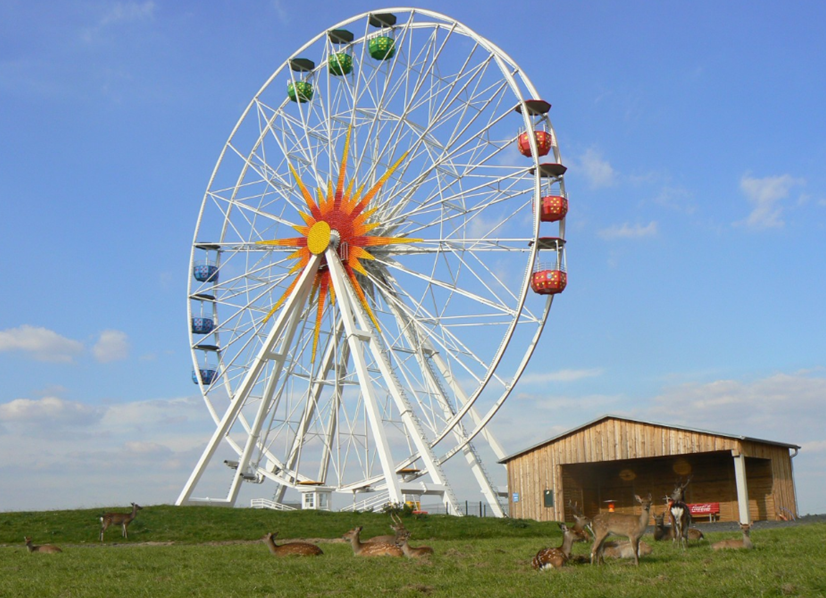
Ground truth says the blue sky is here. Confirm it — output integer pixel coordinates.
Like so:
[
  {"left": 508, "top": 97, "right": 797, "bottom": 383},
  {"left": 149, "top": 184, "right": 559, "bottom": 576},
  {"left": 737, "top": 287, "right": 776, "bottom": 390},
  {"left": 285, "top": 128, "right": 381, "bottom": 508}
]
[{"left": 1, "top": 0, "right": 824, "bottom": 515}]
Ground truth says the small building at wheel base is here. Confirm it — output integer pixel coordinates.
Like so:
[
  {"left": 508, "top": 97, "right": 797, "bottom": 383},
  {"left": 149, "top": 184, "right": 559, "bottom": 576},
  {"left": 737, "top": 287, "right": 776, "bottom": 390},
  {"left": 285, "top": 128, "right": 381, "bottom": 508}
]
[{"left": 499, "top": 415, "right": 799, "bottom": 524}]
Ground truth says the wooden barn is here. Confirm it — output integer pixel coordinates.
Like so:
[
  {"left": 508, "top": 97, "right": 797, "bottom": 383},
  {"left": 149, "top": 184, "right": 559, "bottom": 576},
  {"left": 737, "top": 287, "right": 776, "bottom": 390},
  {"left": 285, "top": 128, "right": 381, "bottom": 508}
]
[{"left": 500, "top": 415, "right": 799, "bottom": 524}]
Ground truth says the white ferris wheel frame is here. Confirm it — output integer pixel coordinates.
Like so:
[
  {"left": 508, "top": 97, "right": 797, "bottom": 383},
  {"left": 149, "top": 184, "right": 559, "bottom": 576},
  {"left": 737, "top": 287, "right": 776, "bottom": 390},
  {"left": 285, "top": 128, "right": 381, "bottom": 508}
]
[{"left": 177, "top": 7, "right": 567, "bottom": 516}]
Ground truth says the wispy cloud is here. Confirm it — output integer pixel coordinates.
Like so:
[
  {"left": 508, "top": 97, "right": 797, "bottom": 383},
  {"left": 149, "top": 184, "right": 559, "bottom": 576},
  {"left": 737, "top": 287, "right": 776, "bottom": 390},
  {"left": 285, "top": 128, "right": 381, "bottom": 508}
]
[
  {"left": 598, "top": 221, "right": 658, "bottom": 239},
  {"left": 738, "top": 173, "right": 805, "bottom": 229},
  {"left": 0, "top": 396, "right": 103, "bottom": 428},
  {"left": 93, "top": 330, "right": 130, "bottom": 363},
  {"left": 520, "top": 368, "right": 603, "bottom": 384},
  {"left": 82, "top": 1, "right": 155, "bottom": 42},
  {"left": 272, "top": 0, "right": 290, "bottom": 24},
  {"left": 0, "top": 325, "right": 84, "bottom": 363},
  {"left": 578, "top": 148, "right": 617, "bottom": 189}
]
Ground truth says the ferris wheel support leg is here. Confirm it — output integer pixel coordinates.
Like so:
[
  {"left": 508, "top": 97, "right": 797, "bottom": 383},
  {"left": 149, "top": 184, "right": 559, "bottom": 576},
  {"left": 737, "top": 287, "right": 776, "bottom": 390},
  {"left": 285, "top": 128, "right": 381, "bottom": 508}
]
[
  {"left": 326, "top": 249, "right": 404, "bottom": 504},
  {"left": 176, "top": 257, "right": 321, "bottom": 506},
  {"left": 329, "top": 250, "right": 462, "bottom": 514}
]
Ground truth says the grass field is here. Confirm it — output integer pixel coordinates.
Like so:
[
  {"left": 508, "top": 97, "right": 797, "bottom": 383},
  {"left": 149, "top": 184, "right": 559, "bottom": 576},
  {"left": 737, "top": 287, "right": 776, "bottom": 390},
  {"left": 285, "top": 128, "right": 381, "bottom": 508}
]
[{"left": 2, "top": 505, "right": 824, "bottom": 597}]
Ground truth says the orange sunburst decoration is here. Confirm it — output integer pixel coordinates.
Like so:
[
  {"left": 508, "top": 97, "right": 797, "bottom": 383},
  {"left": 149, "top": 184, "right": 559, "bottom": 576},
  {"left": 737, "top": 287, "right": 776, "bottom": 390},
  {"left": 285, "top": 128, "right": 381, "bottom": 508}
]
[{"left": 256, "top": 127, "right": 420, "bottom": 360}]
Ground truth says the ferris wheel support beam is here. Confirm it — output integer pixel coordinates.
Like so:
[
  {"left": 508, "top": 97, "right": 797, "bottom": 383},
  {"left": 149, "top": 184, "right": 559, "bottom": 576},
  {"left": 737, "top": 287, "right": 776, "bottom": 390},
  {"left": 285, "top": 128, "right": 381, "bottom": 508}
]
[
  {"left": 325, "top": 248, "right": 404, "bottom": 505},
  {"left": 328, "top": 248, "right": 462, "bottom": 514},
  {"left": 177, "top": 256, "right": 321, "bottom": 506},
  {"left": 376, "top": 279, "right": 506, "bottom": 516}
]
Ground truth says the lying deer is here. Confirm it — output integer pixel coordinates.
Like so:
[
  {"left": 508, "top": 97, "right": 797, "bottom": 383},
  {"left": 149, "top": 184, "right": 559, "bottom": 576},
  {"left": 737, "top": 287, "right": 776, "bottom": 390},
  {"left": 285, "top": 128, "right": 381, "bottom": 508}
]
[
  {"left": 100, "top": 502, "right": 142, "bottom": 542},
  {"left": 654, "top": 512, "right": 705, "bottom": 543},
  {"left": 532, "top": 522, "right": 579, "bottom": 571},
  {"left": 601, "top": 539, "right": 653, "bottom": 560},
  {"left": 395, "top": 529, "right": 434, "bottom": 559},
  {"left": 711, "top": 523, "right": 754, "bottom": 551},
  {"left": 24, "top": 536, "right": 62, "bottom": 554},
  {"left": 591, "top": 493, "right": 653, "bottom": 566},
  {"left": 342, "top": 526, "right": 403, "bottom": 557},
  {"left": 262, "top": 532, "right": 323, "bottom": 556},
  {"left": 365, "top": 512, "right": 407, "bottom": 544}
]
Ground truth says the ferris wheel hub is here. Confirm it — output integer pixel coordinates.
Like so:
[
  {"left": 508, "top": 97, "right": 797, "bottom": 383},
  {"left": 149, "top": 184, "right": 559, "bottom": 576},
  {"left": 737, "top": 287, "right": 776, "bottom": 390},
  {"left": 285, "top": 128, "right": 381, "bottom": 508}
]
[{"left": 307, "top": 221, "right": 332, "bottom": 254}]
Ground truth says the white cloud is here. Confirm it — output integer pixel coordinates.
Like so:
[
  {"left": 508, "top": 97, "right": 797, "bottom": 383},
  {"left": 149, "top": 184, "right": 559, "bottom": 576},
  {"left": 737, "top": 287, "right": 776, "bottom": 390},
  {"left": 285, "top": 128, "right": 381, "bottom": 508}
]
[
  {"left": 0, "top": 396, "right": 102, "bottom": 427},
  {"left": 738, "top": 173, "right": 805, "bottom": 229},
  {"left": 272, "top": 0, "right": 290, "bottom": 24},
  {"left": 93, "top": 329, "right": 130, "bottom": 363},
  {"left": 579, "top": 148, "right": 617, "bottom": 189},
  {"left": 520, "top": 368, "right": 603, "bottom": 384},
  {"left": 598, "top": 221, "right": 658, "bottom": 239},
  {"left": 0, "top": 325, "right": 84, "bottom": 363}
]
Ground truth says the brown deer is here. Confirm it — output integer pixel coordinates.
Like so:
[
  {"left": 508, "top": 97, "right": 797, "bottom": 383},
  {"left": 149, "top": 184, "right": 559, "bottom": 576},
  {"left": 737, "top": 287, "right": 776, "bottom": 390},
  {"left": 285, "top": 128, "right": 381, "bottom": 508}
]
[
  {"left": 601, "top": 539, "right": 653, "bottom": 560},
  {"left": 568, "top": 501, "right": 593, "bottom": 542},
  {"left": 395, "top": 529, "right": 434, "bottom": 559},
  {"left": 99, "top": 502, "right": 143, "bottom": 542},
  {"left": 262, "top": 532, "right": 323, "bottom": 556},
  {"left": 24, "top": 536, "right": 62, "bottom": 554},
  {"left": 654, "top": 511, "right": 704, "bottom": 543},
  {"left": 711, "top": 523, "right": 754, "bottom": 551},
  {"left": 532, "top": 522, "right": 579, "bottom": 571},
  {"left": 591, "top": 493, "right": 653, "bottom": 566},
  {"left": 365, "top": 512, "right": 408, "bottom": 544},
  {"left": 342, "top": 526, "right": 403, "bottom": 557},
  {"left": 668, "top": 477, "right": 693, "bottom": 549}
]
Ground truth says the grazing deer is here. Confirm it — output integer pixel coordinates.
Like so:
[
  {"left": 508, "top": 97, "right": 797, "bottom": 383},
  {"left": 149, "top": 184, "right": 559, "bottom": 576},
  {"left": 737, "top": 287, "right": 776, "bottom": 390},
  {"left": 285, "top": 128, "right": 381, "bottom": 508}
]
[
  {"left": 365, "top": 512, "right": 408, "bottom": 544},
  {"left": 262, "top": 532, "right": 323, "bottom": 556},
  {"left": 342, "top": 526, "right": 403, "bottom": 557},
  {"left": 395, "top": 529, "right": 434, "bottom": 559},
  {"left": 591, "top": 493, "right": 653, "bottom": 566},
  {"left": 532, "top": 523, "right": 579, "bottom": 571},
  {"left": 99, "top": 502, "right": 143, "bottom": 542},
  {"left": 24, "top": 536, "right": 62, "bottom": 554},
  {"left": 668, "top": 477, "right": 693, "bottom": 549},
  {"left": 568, "top": 501, "right": 593, "bottom": 542},
  {"left": 601, "top": 539, "right": 653, "bottom": 560},
  {"left": 711, "top": 523, "right": 754, "bottom": 551}
]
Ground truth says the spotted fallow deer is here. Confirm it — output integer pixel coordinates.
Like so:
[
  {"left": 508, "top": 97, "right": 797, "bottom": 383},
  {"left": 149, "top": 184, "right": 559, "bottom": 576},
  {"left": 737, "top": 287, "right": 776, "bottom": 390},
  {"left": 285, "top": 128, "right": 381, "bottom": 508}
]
[
  {"left": 100, "top": 502, "right": 143, "bottom": 542},
  {"left": 365, "top": 512, "right": 408, "bottom": 544},
  {"left": 262, "top": 532, "right": 323, "bottom": 556},
  {"left": 654, "top": 511, "right": 705, "bottom": 543},
  {"left": 342, "top": 526, "right": 403, "bottom": 557},
  {"left": 24, "top": 536, "right": 62, "bottom": 553},
  {"left": 711, "top": 523, "right": 754, "bottom": 551},
  {"left": 591, "top": 493, "right": 654, "bottom": 566},
  {"left": 532, "top": 523, "right": 579, "bottom": 571}
]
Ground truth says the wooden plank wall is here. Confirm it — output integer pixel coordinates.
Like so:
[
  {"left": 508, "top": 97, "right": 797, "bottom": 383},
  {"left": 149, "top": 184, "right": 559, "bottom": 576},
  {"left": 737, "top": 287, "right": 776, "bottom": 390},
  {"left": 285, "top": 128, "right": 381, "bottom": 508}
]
[{"left": 506, "top": 418, "right": 797, "bottom": 522}]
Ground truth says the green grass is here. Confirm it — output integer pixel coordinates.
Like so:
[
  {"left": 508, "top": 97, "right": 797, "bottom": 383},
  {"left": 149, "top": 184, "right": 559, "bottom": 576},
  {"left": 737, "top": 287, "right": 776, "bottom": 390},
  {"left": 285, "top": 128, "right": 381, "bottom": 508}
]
[{"left": 2, "top": 506, "right": 825, "bottom": 597}]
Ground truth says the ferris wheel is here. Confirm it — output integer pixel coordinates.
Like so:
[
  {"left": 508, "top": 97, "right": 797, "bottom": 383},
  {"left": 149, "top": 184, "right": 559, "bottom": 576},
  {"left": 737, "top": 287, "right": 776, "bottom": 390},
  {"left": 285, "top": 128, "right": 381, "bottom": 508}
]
[{"left": 177, "top": 8, "right": 568, "bottom": 516}]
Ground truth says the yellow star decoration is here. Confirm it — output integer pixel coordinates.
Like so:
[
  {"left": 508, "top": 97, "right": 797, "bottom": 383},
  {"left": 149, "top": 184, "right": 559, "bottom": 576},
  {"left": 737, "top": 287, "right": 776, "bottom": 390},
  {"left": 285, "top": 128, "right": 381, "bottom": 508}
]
[{"left": 257, "top": 127, "right": 420, "bottom": 361}]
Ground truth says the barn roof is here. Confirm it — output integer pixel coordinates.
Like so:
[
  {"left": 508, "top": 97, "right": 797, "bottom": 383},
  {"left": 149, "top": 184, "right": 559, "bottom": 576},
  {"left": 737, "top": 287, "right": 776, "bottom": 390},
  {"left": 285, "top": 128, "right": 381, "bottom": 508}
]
[{"left": 498, "top": 414, "right": 800, "bottom": 464}]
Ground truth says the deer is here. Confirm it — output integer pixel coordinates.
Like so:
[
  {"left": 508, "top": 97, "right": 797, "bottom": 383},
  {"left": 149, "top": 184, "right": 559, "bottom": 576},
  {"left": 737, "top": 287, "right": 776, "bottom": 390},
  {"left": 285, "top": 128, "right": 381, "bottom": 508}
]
[
  {"left": 395, "top": 529, "right": 434, "bottom": 559},
  {"left": 365, "top": 512, "right": 408, "bottom": 544},
  {"left": 568, "top": 500, "right": 594, "bottom": 542},
  {"left": 532, "top": 523, "right": 579, "bottom": 571},
  {"left": 262, "top": 532, "right": 323, "bottom": 556},
  {"left": 654, "top": 511, "right": 704, "bottom": 543},
  {"left": 711, "top": 523, "right": 754, "bottom": 551},
  {"left": 601, "top": 539, "right": 653, "bottom": 560},
  {"left": 668, "top": 477, "right": 693, "bottom": 549},
  {"left": 24, "top": 536, "right": 62, "bottom": 554},
  {"left": 99, "top": 502, "right": 143, "bottom": 542},
  {"left": 590, "top": 493, "right": 653, "bottom": 566},
  {"left": 342, "top": 526, "right": 403, "bottom": 557}
]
